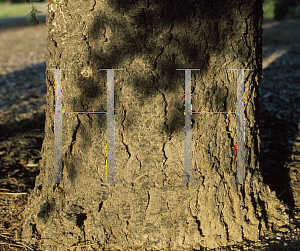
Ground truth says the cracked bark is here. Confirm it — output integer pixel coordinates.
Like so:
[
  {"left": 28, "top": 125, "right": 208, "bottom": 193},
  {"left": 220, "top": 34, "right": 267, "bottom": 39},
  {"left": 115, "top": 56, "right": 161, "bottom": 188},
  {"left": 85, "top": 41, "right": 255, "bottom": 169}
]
[{"left": 21, "top": 0, "right": 291, "bottom": 250}]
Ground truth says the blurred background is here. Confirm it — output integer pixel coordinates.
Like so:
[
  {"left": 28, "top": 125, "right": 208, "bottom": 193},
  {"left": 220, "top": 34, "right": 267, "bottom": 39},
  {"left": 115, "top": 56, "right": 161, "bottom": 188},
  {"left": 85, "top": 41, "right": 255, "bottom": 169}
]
[
  {"left": 0, "top": 0, "right": 47, "bottom": 19},
  {"left": 0, "top": 0, "right": 300, "bottom": 20},
  {"left": 263, "top": 0, "right": 300, "bottom": 20}
]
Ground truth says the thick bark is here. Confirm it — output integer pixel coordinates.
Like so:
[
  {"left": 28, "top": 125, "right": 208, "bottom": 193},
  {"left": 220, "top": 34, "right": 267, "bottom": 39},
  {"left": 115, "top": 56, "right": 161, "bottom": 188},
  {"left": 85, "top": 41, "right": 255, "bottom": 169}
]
[{"left": 22, "top": 0, "right": 290, "bottom": 250}]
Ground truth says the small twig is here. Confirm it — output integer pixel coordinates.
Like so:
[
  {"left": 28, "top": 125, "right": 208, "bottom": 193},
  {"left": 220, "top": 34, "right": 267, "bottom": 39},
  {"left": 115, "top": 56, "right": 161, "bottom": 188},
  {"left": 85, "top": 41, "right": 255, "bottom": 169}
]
[
  {"left": 72, "top": 242, "right": 99, "bottom": 248},
  {"left": 16, "top": 241, "right": 34, "bottom": 251},
  {"left": 0, "top": 192, "right": 27, "bottom": 196},
  {"left": 0, "top": 233, "right": 14, "bottom": 236},
  {"left": 0, "top": 242, "right": 26, "bottom": 249},
  {"left": 0, "top": 232, "right": 34, "bottom": 250}
]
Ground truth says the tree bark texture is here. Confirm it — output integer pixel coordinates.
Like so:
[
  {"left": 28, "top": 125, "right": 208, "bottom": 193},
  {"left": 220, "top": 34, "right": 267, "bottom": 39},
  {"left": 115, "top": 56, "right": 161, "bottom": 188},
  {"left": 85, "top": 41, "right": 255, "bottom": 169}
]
[{"left": 22, "top": 0, "right": 290, "bottom": 250}]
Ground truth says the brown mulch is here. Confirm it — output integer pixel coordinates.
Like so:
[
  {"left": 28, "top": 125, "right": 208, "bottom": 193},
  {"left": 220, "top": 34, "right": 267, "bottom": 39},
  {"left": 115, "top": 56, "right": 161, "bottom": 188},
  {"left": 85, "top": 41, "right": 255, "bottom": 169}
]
[
  {"left": 0, "top": 15, "right": 300, "bottom": 250},
  {"left": 0, "top": 11, "right": 47, "bottom": 251}
]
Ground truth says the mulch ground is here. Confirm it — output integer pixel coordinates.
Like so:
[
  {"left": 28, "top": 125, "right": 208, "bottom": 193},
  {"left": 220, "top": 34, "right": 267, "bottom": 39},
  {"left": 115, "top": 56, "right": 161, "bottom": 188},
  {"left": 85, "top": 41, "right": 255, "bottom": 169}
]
[
  {"left": 0, "top": 15, "right": 300, "bottom": 250},
  {"left": 0, "top": 10, "right": 47, "bottom": 250}
]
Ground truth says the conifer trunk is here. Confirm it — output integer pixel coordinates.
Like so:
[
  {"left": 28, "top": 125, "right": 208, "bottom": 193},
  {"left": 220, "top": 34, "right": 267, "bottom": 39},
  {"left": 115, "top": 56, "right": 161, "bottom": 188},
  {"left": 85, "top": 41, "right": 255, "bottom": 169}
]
[{"left": 22, "top": 0, "right": 290, "bottom": 249}]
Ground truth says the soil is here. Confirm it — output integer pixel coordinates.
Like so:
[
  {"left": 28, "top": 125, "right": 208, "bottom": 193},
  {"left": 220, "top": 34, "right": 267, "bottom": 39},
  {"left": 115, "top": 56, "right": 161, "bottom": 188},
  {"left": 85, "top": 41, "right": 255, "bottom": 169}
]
[{"left": 0, "top": 12, "right": 300, "bottom": 250}]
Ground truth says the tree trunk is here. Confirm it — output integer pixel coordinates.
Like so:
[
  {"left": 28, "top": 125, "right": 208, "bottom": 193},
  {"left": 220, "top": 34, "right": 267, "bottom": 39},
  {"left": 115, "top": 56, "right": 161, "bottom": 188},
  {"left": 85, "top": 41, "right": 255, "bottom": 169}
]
[{"left": 22, "top": 0, "right": 290, "bottom": 250}]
